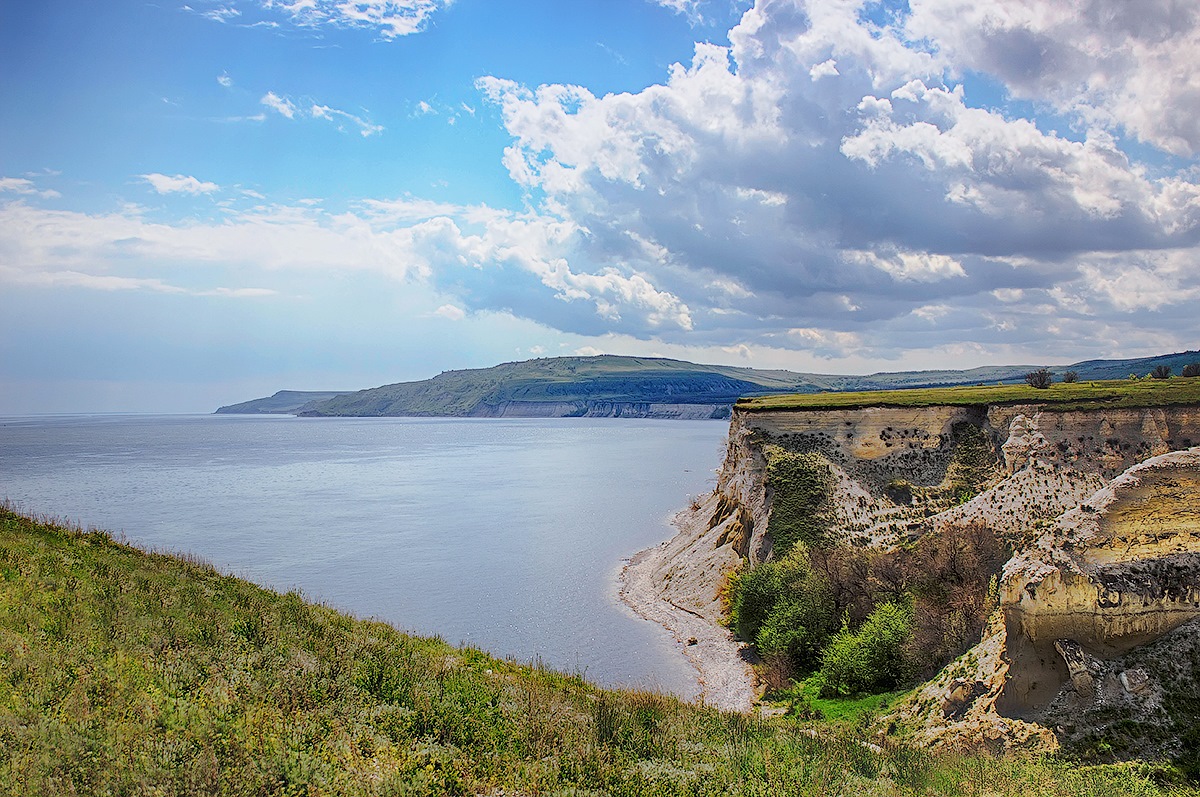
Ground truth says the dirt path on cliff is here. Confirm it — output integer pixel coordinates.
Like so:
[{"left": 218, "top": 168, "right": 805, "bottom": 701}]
[{"left": 619, "top": 502, "right": 758, "bottom": 713}]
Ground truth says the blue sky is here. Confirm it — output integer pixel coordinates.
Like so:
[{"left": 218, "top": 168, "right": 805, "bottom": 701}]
[{"left": 2, "top": 0, "right": 1199, "bottom": 412}]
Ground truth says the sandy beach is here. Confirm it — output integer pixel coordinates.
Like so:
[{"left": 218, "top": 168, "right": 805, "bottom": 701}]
[{"left": 619, "top": 496, "right": 758, "bottom": 713}]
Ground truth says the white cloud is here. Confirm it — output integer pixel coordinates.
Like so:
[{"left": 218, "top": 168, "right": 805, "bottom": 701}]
[
  {"left": 139, "top": 173, "right": 220, "bottom": 195},
  {"left": 261, "top": 91, "right": 297, "bottom": 119},
  {"left": 311, "top": 104, "right": 384, "bottom": 137},
  {"left": 261, "top": 92, "right": 383, "bottom": 136},
  {"left": 0, "top": 196, "right": 694, "bottom": 336},
  {"left": 905, "top": 0, "right": 1200, "bottom": 156},
  {"left": 434, "top": 303, "right": 466, "bottom": 320},
  {"left": 217, "top": 73, "right": 233, "bottom": 88},
  {"left": 255, "top": 0, "right": 450, "bottom": 39},
  {"left": 0, "top": 177, "right": 60, "bottom": 199},
  {"left": 471, "top": 0, "right": 1200, "bottom": 359},
  {"left": 202, "top": 5, "right": 241, "bottom": 23}
]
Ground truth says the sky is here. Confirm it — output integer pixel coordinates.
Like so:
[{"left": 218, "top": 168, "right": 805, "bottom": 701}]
[{"left": 2, "top": 0, "right": 1199, "bottom": 413}]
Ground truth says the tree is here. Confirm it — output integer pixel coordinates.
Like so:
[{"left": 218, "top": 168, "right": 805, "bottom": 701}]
[
  {"left": 1024, "top": 368, "right": 1053, "bottom": 389},
  {"left": 1062, "top": 371, "right": 1079, "bottom": 383},
  {"left": 819, "top": 602, "right": 914, "bottom": 696},
  {"left": 1184, "top": 363, "right": 1200, "bottom": 378},
  {"left": 1151, "top": 365, "right": 1172, "bottom": 380}
]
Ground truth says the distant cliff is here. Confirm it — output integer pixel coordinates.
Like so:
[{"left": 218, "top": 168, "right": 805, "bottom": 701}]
[
  {"left": 214, "top": 350, "right": 1200, "bottom": 418},
  {"left": 651, "top": 378, "right": 1200, "bottom": 759},
  {"left": 215, "top": 390, "right": 355, "bottom": 415}
]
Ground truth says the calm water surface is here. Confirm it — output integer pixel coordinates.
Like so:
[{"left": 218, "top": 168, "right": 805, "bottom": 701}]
[{"left": 0, "top": 414, "right": 726, "bottom": 696}]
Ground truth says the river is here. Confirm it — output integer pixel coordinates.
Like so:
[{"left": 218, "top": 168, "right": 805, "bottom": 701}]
[{"left": 0, "top": 414, "right": 726, "bottom": 696}]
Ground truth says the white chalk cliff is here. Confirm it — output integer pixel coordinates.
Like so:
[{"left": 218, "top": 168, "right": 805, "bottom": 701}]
[{"left": 654, "top": 400, "right": 1200, "bottom": 752}]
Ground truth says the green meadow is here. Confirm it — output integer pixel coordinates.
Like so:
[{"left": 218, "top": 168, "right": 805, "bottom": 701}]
[
  {"left": 0, "top": 507, "right": 1193, "bottom": 796},
  {"left": 735, "top": 376, "right": 1200, "bottom": 413}
]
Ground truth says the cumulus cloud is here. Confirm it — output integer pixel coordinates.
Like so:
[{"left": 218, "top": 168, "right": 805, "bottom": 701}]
[
  {"left": 8, "top": 0, "right": 1200, "bottom": 366},
  {"left": 470, "top": 0, "right": 1200, "bottom": 359},
  {"left": 905, "top": 0, "right": 1200, "bottom": 156},
  {"left": 434, "top": 303, "right": 466, "bottom": 320},
  {"left": 140, "top": 173, "right": 220, "bottom": 195},
  {"left": 0, "top": 196, "right": 693, "bottom": 335}
]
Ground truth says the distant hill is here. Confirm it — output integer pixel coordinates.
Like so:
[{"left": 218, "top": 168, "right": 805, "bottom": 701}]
[
  {"left": 215, "top": 390, "right": 355, "bottom": 415},
  {"left": 214, "top": 351, "right": 1200, "bottom": 418}
]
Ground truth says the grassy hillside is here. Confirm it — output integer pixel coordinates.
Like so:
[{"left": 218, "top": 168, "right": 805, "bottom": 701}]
[
  {"left": 0, "top": 507, "right": 1187, "bottom": 795},
  {"left": 217, "top": 352, "right": 1200, "bottom": 418},
  {"left": 216, "top": 390, "right": 355, "bottom": 415},
  {"left": 736, "top": 376, "right": 1200, "bottom": 413},
  {"left": 301, "top": 355, "right": 825, "bottom": 417}
]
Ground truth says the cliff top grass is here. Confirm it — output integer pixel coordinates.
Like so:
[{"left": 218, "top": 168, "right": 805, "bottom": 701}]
[
  {"left": 735, "top": 376, "right": 1200, "bottom": 413},
  {"left": 0, "top": 506, "right": 1193, "bottom": 795}
]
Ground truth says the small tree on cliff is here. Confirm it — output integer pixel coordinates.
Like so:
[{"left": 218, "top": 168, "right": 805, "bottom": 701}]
[{"left": 1024, "top": 369, "right": 1053, "bottom": 389}]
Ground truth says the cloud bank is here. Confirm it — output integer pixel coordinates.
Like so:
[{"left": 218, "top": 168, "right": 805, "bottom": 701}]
[
  {"left": 12, "top": 0, "right": 1200, "bottom": 367},
  {"left": 465, "top": 0, "right": 1200, "bottom": 358}
]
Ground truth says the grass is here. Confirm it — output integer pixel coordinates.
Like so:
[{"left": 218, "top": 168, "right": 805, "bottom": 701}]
[
  {"left": 735, "top": 377, "right": 1200, "bottom": 413},
  {"left": 1, "top": 506, "right": 1196, "bottom": 796},
  {"left": 766, "top": 674, "right": 908, "bottom": 728}
]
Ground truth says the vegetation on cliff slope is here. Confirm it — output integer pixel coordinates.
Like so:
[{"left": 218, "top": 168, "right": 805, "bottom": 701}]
[{"left": 1, "top": 507, "right": 1188, "bottom": 795}]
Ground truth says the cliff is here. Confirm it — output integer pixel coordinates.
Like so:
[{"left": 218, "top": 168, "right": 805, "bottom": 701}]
[{"left": 649, "top": 379, "right": 1200, "bottom": 756}]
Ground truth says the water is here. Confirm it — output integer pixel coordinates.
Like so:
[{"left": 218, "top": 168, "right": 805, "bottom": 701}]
[{"left": 0, "top": 414, "right": 726, "bottom": 696}]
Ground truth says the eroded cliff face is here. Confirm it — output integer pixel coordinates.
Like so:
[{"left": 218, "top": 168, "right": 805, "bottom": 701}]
[
  {"left": 699, "top": 405, "right": 1200, "bottom": 564},
  {"left": 885, "top": 449, "right": 1200, "bottom": 755},
  {"left": 665, "top": 400, "right": 1200, "bottom": 753}
]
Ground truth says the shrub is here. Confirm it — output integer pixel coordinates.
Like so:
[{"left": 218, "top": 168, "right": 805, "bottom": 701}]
[
  {"left": 730, "top": 546, "right": 838, "bottom": 680},
  {"left": 819, "top": 602, "right": 914, "bottom": 697},
  {"left": 1062, "top": 371, "right": 1079, "bottom": 383},
  {"left": 755, "top": 589, "right": 837, "bottom": 674},
  {"left": 1151, "top": 365, "right": 1172, "bottom": 379},
  {"left": 1024, "top": 368, "right": 1053, "bottom": 389},
  {"left": 730, "top": 560, "right": 784, "bottom": 643},
  {"left": 1184, "top": 363, "right": 1200, "bottom": 378}
]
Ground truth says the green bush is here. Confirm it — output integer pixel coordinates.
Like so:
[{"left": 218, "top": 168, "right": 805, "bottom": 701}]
[
  {"left": 755, "top": 589, "right": 836, "bottom": 674},
  {"left": 819, "top": 602, "right": 914, "bottom": 697},
  {"left": 730, "top": 546, "right": 837, "bottom": 676},
  {"left": 730, "top": 558, "right": 784, "bottom": 642}
]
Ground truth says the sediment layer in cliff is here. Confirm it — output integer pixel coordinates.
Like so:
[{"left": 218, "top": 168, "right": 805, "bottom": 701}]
[{"left": 658, "top": 389, "right": 1200, "bottom": 756}]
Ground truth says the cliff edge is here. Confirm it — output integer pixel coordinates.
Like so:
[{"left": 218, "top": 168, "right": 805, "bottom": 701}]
[{"left": 632, "top": 379, "right": 1200, "bottom": 757}]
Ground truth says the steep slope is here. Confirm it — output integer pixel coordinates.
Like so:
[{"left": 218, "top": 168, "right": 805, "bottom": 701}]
[{"left": 636, "top": 378, "right": 1200, "bottom": 759}]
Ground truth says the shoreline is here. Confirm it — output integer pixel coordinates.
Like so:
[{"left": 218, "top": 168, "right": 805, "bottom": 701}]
[{"left": 619, "top": 498, "right": 758, "bottom": 713}]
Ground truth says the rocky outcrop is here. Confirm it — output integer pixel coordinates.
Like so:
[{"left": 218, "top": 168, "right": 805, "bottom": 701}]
[
  {"left": 884, "top": 448, "right": 1200, "bottom": 755},
  {"left": 997, "top": 449, "right": 1200, "bottom": 716},
  {"left": 652, "top": 398, "right": 1200, "bottom": 753}
]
